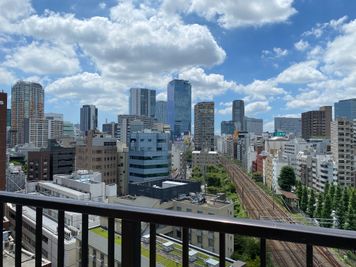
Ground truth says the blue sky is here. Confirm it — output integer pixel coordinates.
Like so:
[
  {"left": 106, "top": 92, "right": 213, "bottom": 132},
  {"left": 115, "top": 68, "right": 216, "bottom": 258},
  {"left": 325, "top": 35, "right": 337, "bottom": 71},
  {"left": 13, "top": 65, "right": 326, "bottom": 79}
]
[{"left": 1, "top": 0, "right": 356, "bottom": 133}]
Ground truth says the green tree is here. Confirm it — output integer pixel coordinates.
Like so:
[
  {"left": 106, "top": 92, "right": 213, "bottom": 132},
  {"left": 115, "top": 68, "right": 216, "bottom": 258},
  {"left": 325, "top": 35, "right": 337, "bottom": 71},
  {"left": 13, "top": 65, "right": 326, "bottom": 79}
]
[
  {"left": 252, "top": 172, "right": 263, "bottom": 182},
  {"left": 300, "top": 186, "right": 309, "bottom": 212},
  {"left": 278, "top": 166, "right": 296, "bottom": 192},
  {"left": 333, "top": 186, "right": 342, "bottom": 211},
  {"left": 344, "top": 191, "right": 356, "bottom": 230},
  {"left": 323, "top": 182, "right": 330, "bottom": 198},
  {"left": 321, "top": 194, "right": 333, "bottom": 228},
  {"left": 329, "top": 185, "right": 336, "bottom": 202},
  {"left": 315, "top": 193, "right": 324, "bottom": 220},
  {"left": 338, "top": 188, "right": 350, "bottom": 229},
  {"left": 296, "top": 181, "right": 303, "bottom": 206},
  {"left": 191, "top": 167, "right": 202, "bottom": 182},
  {"left": 307, "top": 189, "right": 316, "bottom": 217}
]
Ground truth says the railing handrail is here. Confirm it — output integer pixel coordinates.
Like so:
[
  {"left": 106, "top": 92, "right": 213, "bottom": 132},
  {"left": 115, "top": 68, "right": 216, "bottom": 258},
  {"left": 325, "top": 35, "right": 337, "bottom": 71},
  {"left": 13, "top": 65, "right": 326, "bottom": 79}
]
[{"left": 1, "top": 191, "right": 355, "bottom": 250}]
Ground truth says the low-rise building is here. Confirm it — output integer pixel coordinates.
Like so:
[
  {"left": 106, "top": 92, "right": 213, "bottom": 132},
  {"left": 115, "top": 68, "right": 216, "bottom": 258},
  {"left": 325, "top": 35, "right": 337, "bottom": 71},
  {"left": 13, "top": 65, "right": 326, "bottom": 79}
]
[
  {"left": 6, "top": 163, "right": 26, "bottom": 192},
  {"left": 192, "top": 150, "right": 219, "bottom": 172},
  {"left": 311, "top": 155, "right": 337, "bottom": 192}
]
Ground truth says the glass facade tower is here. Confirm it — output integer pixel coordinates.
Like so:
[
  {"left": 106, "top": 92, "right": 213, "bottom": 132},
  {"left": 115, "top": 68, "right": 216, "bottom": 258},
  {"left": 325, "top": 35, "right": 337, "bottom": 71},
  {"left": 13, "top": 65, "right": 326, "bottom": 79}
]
[
  {"left": 335, "top": 98, "right": 356, "bottom": 121},
  {"left": 167, "top": 79, "right": 191, "bottom": 138}
]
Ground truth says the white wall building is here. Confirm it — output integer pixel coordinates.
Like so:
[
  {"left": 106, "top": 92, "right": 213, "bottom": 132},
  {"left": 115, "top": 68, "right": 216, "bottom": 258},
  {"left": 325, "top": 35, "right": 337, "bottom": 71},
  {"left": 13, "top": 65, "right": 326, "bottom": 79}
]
[
  {"left": 6, "top": 204, "right": 77, "bottom": 267},
  {"left": 331, "top": 119, "right": 354, "bottom": 187},
  {"left": 311, "top": 155, "right": 337, "bottom": 192}
]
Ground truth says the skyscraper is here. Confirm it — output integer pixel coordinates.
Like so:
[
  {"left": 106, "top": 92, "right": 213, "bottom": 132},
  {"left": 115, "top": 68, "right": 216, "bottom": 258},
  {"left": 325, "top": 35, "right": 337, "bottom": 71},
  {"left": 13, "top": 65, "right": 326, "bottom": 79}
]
[
  {"left": 244, "top": 117, "right": 263, "bottom": 135},
  {"left": 221, "top": 121, "right": 235, "bottom": 135},
  {"left": 80, "top": 105, "right": 98, "bottom": 133},
  {"left": 167, "top": 79, "right": 192, "bottom": 138},
  {"left": 155, "top": 100, "right": 167, "bottom": 123},
  {"left": 274, "top": 117, "right": 302, "bottom": 137},
  {"left": 129, "top": 88, "right": 156, "bottom": 118},
  {"left": 0, "top": 92, "right": 7, "bottom": 190},
  {"left": 194, "top": 102, "right": 214, "bottom": 151},
  {"left": 232, "top": 100, "right": 245, "bottom": 131},
  {"left": 301, "top": 106, "right": 332, "bottom": 139},
  {"left": 6, "top": 109, "right": 11, "bottom": 127},
  {"left": 335, "top": 98, "right": 356, "bottom": 121},
  {"left": 11, "top": 81, "right": 44, "bottom": 145}
]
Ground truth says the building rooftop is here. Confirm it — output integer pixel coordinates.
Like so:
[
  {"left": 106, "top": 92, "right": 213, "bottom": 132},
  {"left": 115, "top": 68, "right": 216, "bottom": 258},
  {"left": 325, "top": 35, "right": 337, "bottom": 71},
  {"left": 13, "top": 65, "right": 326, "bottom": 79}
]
[
  {"left": 3, "top": 247, "right": 51, "bottom": 267},
  {"left": 38, "top": 181, "right": 90, "bottom": 198},
  {"left": 87, "top": 226, "right": 237, "bottom": 267}
]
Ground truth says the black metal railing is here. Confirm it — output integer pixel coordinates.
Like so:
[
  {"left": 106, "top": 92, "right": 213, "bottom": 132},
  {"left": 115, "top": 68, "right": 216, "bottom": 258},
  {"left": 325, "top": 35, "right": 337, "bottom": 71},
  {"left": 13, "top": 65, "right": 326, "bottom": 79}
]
[{"left": 0, "top": 191, "right": 355, "bottom": 267}]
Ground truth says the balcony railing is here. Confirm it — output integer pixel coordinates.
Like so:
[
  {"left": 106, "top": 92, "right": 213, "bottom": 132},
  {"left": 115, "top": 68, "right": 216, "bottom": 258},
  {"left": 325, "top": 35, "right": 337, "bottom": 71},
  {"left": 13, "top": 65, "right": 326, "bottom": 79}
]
[{"left": 0, "top": 191, "right": 356, "bottom": 267}]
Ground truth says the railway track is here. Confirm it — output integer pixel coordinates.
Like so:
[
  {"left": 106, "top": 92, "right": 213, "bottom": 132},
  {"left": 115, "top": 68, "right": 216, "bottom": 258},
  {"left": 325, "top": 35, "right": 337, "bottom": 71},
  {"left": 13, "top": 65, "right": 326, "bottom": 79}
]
[{"left": 221, "top": 157, "right": 343, "bottom": 267}]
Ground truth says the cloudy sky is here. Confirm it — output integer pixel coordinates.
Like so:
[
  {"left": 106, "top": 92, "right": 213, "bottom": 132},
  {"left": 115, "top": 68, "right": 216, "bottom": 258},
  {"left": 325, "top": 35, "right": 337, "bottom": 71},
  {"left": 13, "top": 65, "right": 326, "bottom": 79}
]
[{"left": 1, "top": 0, "right": 356, "bottom": 133}]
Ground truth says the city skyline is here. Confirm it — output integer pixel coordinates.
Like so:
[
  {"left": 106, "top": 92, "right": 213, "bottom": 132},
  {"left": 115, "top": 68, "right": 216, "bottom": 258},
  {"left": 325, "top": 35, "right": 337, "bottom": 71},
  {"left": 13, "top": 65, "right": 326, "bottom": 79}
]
[{"left": 0, "top": 1, "right": 356, "bottom": 134}]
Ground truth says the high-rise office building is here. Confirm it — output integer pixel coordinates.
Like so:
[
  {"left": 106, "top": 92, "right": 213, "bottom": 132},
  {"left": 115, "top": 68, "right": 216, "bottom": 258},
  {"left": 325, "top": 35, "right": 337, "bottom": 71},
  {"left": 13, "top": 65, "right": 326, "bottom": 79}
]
[
  {"left": 194, "top": 102, "right": 214, "bottom": 151},
  {"left": 335, "top": 98, "right": 356, "bottom": 121},
  {"left": 274, "top": 117, "right": 302, "bottom": 137},
  {"left": 128, "top": 130, "right": 170, "bottom": 182},
  {"left": 167, "top": 79, "right": 192, "bottom": 138},
  {"left": 11, "top": 81, "right": 44, "bottom": 146},
  {"left": 244, "top": 117, "right": 263, "bottom": 135},
  {"left": 221, "top": 121, "right": 235, "bottom": 135},
  {"left": 46, "top": 113, "right": 64, "bottom": 140},
  {"left": 63, "top": 121, "right": 75, "bottom": 137},
  {"left": 331, "top": 118, "right": 355, "bottom": 188},
  {"left": 80, "top": 105, "right": 98, "bottom": 133},
  {"left": 0, "top": 92, "right": 7, "bottom": 190},
  {"left": 232, "top": 100, "right": 245, "bottom": 131},
  {"left": 102, "top": 122, "right": 119, "bottom": 138},
  {"left": 6, "top": 109, "right": 11, "bottom": 127},
  {"left": 301, "top": 106, "right": 332, "bottom": 140},
  {"left": 155, "top": 100, "right": 167, "bottom": 123},
  {"left": 129, "top": 88, "right": 156, "bottom": 118},
  {"left": 117, "top": 114, "right": 155, "bottom": 144}
]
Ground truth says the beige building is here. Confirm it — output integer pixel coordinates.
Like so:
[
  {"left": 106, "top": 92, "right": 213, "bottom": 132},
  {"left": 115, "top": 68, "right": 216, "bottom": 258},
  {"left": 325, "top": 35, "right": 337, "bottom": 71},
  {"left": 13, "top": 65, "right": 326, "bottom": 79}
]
[
  {"left": 331, "top": 119, "right": 355, "bottom": 187},
  {"left": 192, "top": 150, "right": 219, "bottom": 172},
  {"left": 75, "top": 131, "right": 128, "bottom": 195},
  {"left": 263, "top": 152, "right": 288, "bottom": 192}
]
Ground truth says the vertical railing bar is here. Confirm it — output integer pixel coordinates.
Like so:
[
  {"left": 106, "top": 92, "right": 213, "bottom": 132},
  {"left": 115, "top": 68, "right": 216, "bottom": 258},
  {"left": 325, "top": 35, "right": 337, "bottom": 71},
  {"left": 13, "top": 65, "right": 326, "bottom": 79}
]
[
  {"left": 260, "top": 238, "right": 266, "bottom": 267},
  {"left": 0, "top": 202, "right": 4, "bottom": 267},
  {"left": 108, "top": 217, "right": 115, "bottom": 267},
  {"left": 81, "top": 213, "right": 89, "bottom": 267},
  {"left": 57, "top": 210, "right": 65, "bottom": 267},
  {"left": 122, "top": 219, "right": 141, "bottom": 267},
  {"left": 35, "top": 207, "right": 43, "bottom": 267},
  {"left": 219, "top": 232, "right": 225, "bottom": 267},
  {"left": 149, "top": 223, "right": 156, "bottom": 267},
  {"left": 15, "top": 204, "right": 22, "bottom": 267},
  {"left": 306, "top": 244, "right": 313, "bottom": 267},
  {"left": 0, "top": 203, "right": 4, "bottom": 267},
  {"left": 182, "top": 227, "right": 189, "bottom": 267}
]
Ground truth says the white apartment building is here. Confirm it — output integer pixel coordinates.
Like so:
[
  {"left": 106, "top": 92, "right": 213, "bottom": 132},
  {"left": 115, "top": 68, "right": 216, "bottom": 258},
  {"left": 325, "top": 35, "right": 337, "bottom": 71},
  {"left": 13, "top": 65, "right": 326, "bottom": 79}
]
[
  {"left": 331, "top": 119, "right": 354, "bottom": 187},
  {"left": 6, "top": 170, "right": 116, "bottom": 266},
  {"left": 6, "top": 204, "right": 77, "bottom": 267},
  {"left": 29, "top": 117, "right": 49, "bottom": 148},
  {"left": 311, "top": 155, "right": 337, "bottom": 192},
  {"left": 282, "top": 138, "right": 310, "bottom": 172},
  {"left": 46, "top": 113, "right": 64, "bottom": 140},
  {"left": 296, "top": 151, "right": 313, "bottom": 187}
]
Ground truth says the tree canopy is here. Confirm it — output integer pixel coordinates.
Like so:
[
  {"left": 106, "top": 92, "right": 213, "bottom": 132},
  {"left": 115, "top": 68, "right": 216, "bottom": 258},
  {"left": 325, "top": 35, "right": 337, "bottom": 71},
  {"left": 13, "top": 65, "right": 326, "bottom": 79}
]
[{"left": 278, "top": 166, "right": 296, "bottom": 192}]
